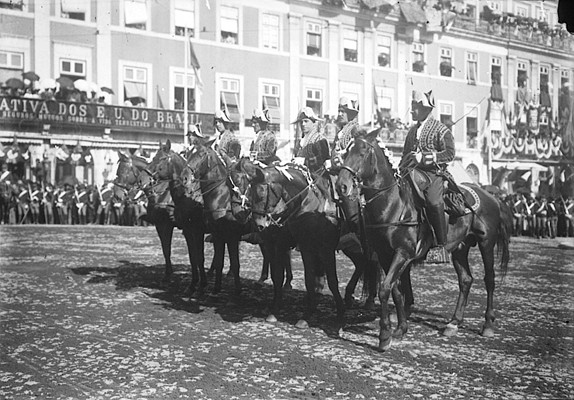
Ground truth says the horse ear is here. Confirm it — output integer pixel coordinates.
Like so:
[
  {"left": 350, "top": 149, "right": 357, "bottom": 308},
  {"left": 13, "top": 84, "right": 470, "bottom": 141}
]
[
  {"left": 254, "top": 167, "right": 265, "bottom": 183},
  {"left": 366, "top": 127, "right": 381, "bottom": 142},
  {"left": 118, "top": 151, "right": 128, "bottom": 161},
  {"left": 166, "top": 139, "right": 171, "bottom": 151},
  {"left": 206, "top": 138, "right": 216, "bottom": 148}
]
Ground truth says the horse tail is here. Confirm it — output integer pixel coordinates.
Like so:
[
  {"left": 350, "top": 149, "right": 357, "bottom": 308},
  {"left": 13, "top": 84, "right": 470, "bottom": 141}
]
[{"left": 496, "top": 199, "right": 512, "bottom": 280}]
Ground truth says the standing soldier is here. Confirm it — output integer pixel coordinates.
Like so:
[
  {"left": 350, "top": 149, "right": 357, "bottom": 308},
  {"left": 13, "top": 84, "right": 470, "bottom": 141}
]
[
  {"left": 16, "top": 181, "right": 30, "bottom": 224},
  {"left": 56, "top": 183, "right": 73, "bottom": 224},
  {"left": 547, "top": 197, "right": 558, "bottom": 239},
  {"left": 511, "top": 194, "right": 525, "bottom": 236},
  {"left": 29, "top": 182, "right": 41, "bottom": 224},
  {"left": 524, "top": 195, "right": 537, "bottom": 237},
  {"left": 75, "top": 183, "right": 89, "bottom": 225},
  {"left": 535, "top": 195, "right": 548, "bottom": 238},
  {"left": 43, "top": 183, "right": 55, "bottom": 224},
  {"left": 562, "top": 197, "right": 574, "bottom": 237},
  {"left": 213, "top": 110, "right": 241, "bottom": 163},
  {"left": 250, "top": 109, "right": 279, "bottom": 165},
  {"left": 400, "top": 90, "right": 456, "bottom": 263},
  {"left": 96, "top": 183, "right": 114, "bottom": 224}
]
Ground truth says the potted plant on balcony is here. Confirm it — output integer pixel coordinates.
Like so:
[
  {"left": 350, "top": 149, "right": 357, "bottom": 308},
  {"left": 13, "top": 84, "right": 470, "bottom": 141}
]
[
  {"left": 412, "top": 60, "right": 425, "bottom": 73},
  {"left": 440, "top": 61, "right": 454, "bottom": 77}
]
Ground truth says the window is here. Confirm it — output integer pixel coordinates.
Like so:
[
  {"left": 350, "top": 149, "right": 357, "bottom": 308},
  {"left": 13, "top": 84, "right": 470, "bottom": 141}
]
[
  {"left": 375, "top": 86, "right": 394, "bottom": 117},
  {"left": 60, "top": 58, "right": 86, "bottom": 79},
  {"left": 261, "top": 82, "right": 281, "bottom": 122},
  {"left": 439, "top": 103, "right": 453, "bottom": 127},
  {"left": 174, "top": 72, "right": 196, "bottom": 111},
  {"left": 125, "top": 0, "right": 147, "bottom": 30},
  {"left": 539, "top": 65, "right": 549, "bottom": 86},
  {"left": 440, "top": 48, "right": 452, "bottom": 77},
  {"left": 305, "top": 88, "right": 323, "bottom": 117},
  {"left": 0, "top": 50, "right": 24, "bottom": 69},
  {"left": 466, "top": 52, "right": 478, "bottom": 85},
  {"left": 465, "top": 105, "right": 478, "bottom": 149},
  {"left": 221, "top": 6, "right": 239, "bottom": 44},
  {"left": 561, "top": 69, "right": 571, "bottom": 88},
  {"left": 0, "top": 0, "right": 24, "bottom": 10},
  {"left": 343, "top": 29, "right": 358, "bottom": 63},
  {"left": 412, "top": 43, "right": 425, "bottom": 73},
  {"left": 536, "top": 6, "right": 548, "bottom": 22},
  {"left": 491, "top": 56, "right": 502, "bottom": 84},
  {"left": 0, "top": 50, "right": 24, "bottom": 84},
  {"left": 487, "top": 1, "right": 501, "bottom": 13},
  {"left": 515, "top": 6, "right": 528, "bottom": 17},
  {"left": 174, "top": 0, "right": 195, "bottom": 37},
  {"left": 376, "top": 35, "right": 391, "bottom": 67},
  {"left": 306, "top": 21, "right": 322, "bottom": 57},
  {"left": 220, "top": 77, "right": 241, "bottom": 121},
  {"left": 60, "top": 0, "right": 88, "bottom": 21},
  {"left": 261, "top": 13, "right": 280, "bottom": 50},
  {"left": 517, "top": 60, "right": 528, "bottom": 87},
  {"left": 123, "top": 66, "right": 148, "bottom": 106}
]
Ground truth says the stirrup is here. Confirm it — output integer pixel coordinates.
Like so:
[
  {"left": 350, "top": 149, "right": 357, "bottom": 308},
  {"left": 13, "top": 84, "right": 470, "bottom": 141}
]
[{"left": 425, "top": 246, "right": 450, "bottom": 264}]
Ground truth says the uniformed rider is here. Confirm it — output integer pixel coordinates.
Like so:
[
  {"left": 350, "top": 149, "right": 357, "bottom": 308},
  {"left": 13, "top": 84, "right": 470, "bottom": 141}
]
[
  {"left": 401, "top": 90, "right": 455, "bottom": 263},
  {"left": 250, "top": 109, "right": 279, "bottom": 165}
]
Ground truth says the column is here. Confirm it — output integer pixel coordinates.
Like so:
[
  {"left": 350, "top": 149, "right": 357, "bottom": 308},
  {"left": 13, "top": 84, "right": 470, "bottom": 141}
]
[
  {"left": 33, "top": 0, "right": 51, "bottom": 79},
  {"left": 506, "top": 55, "right": 517, "bottom": 104},
  {"left": 531, "top": 60, "right": 540, "bottom": 103},
  {"left": 288, "top": 12, "right": 302, "bottom": 151},
  {"left": 363, "top": 27, "right": 375, "bottom": 125},
  {"left": 96, "top": 0, "right": 113, "bottom": 87},
  {"left": 551, "top": 63, "right": 561, "bottom": 121},
  {"left": 328, "top": 20, "right": 340, "bottom": 116}
]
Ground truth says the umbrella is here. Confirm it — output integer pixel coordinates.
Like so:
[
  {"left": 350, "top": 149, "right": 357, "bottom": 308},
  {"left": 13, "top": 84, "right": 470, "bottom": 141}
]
[
  {"left": 100, "top": 86, "right": 114, "bottom": 95},
  {"left": 56, "top": 76, "right": 75, "bottom": 90},
  {"left": 38, "top": 78, "right": 57, "bottom": 91},
  {"left": 128, "top": 96, "right": 146, "bottom": 106},
  {"left": 74, "top": 79, "right": 91, "bottom": 93},
  {"left": 22, "top": 71, "right": 40, "bottom": 81},
  {"left": 5, "top": 77, "right": 25, "bottom": 90}
]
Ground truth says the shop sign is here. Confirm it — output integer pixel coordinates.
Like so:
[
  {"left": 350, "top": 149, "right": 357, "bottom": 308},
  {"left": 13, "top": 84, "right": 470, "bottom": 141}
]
[{"left": 0, "top": 96, "right": 213, "bottom": 134}]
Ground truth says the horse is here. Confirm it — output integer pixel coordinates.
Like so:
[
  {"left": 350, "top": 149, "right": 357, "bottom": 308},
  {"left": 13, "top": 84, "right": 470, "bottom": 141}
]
[
  {"left": 335, "top": 129, "right": 511, "bottom": 351},
  {"left": 114, "top": 150, "right": 183, "bottom": 280},
  {"left": 249, "top": 163, "right": 375, "bottom": 329}
]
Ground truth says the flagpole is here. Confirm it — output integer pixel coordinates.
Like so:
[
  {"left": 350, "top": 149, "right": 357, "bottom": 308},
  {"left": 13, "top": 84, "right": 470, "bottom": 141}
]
[{"left": 184, "top": 29, "right": 189, "bottom": 147}]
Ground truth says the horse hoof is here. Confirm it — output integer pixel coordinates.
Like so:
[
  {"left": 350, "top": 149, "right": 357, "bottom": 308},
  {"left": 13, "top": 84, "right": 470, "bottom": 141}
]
[
  {"left": 295, "top": 319, "right": 309, "bottom": 329},
  {"left": 283, "top": 283, "right": 292, "bottom": 290},
  {"left": 481, "top": 326, "right": 495, "bottom": 338},
  {"left": 337, "top": 328, "right": 344, "bottom": 337},
  {"left": 266, "top": 314, "right": 277, "bottom": 323},
  {"left": 392, "top": 328, "right": 406, "bottom": 340},
  {"left": 378, "top": 336, "right": 392, "bottom": 352},
  {"left": 363, "top": 299, "right": 375, "bottom": 311},
  {"left": 443, "top": 323, "right": 459, "bottom": 337}
]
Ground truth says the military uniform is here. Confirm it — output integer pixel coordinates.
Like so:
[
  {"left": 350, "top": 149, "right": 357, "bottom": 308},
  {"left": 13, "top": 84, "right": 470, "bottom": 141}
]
[{"left": 250, "top": 109, "right": 279, "bottom": 165}]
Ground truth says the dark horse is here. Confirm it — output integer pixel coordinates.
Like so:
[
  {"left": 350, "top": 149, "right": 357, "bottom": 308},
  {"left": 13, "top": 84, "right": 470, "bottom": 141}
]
[
  {"left": 336, "top": 130, "right": 511, "bottom": 351},
  {"left": 249, "top": 163, "right": 374, "bottom": 329},
  {"left": 152, "top": 139, "right": 248, "bottom": 295}
]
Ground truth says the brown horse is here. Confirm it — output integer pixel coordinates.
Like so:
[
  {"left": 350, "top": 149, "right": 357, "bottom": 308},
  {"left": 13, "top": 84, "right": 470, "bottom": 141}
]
[
  {"left": 336, "top": 129, "right": 511, "bottom": 351},
  {"left": 249, "top": 163, "right": 375, "bottom": 329}
]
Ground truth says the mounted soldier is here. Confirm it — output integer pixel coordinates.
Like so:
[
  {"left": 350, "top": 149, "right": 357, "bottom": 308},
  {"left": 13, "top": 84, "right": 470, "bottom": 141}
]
[
  {"left": 334, "top": 97, "right": 360, "bottom": 154},
  {"left": 212, "top": 110, "right": 241, "bottom": 163},
  {"left": 250, "top": 109, "right": 279, "bottom": 165},
  {"left": 292, "top": 107, "right": 330, "bottom": 174},
  {"left": 400, "top": 90, "right": 455, "bottom": 263}
]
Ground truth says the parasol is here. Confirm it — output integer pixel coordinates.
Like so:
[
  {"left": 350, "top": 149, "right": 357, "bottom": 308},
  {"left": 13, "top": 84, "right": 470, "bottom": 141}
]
[
  {"left": 5, "top": 77, "right": 25, "bottom": 90},
  {"left": 22, "top": 71, "right": 40, "bottom": 81},
  {"left": 56, "top": 76, "right": 75, "bottom": 90},
  {"left": 38, "top": 78, "right": 57, "bottom": 91},
  {"left": 73, "top": 79, "right": 91, "bottom": 93},
  {"left": 100, "top": 86, "right": 114, "bottom": 95}
]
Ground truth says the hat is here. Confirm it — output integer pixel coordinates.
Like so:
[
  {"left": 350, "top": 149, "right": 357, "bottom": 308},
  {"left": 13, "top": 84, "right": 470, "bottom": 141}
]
[
  {"left": 412, "top": 90, "right": 435, "bottom": 108},
  {"left": 252, "top": 109, "right": 271, "bottom": 123},
  {"left": 292, "top": 107, "right": 319, "bottom": 124},
  {"left": 214, "top": 109, "right": 232, "bottom": 123},
  {"left": 187, "top": 123, "right": 204, "bottom": 138},
  {"left": 338, "top": 97, "right": 359, "bottom": 113}
]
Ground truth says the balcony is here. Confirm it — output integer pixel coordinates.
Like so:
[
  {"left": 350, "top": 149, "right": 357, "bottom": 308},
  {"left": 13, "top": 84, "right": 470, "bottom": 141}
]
[{"left": 451, "top": 15, "right": 574, "bottom": 53}]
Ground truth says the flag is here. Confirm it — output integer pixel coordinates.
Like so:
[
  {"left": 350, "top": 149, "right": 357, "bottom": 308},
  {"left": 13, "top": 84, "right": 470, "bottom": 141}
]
[
  {"left": 156, "top": 85, "right": 164, "bottom": 109},
  {"left": 373, "top": 85, "right": 379, "bottom": 110},
  {"left": 520, "top": 171, "right": 531, "bottom": 181},
  {"left": 188, "top": 40, "right": 204, "bottom": 90}
]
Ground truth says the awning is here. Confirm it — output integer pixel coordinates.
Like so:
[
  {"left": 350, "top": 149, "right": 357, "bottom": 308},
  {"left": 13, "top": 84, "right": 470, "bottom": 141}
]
[
  {"left": 361, "top": 0, "right": 394, "bottom": 8},
  {"left": 125, "top": 0, "right": 148, "bottom": 25},
  {"left": 61, "top": 0, "right": 89, "bottom": 13},
  {"left": 492, "top": 161, "right": 548, "bottom": 172}
]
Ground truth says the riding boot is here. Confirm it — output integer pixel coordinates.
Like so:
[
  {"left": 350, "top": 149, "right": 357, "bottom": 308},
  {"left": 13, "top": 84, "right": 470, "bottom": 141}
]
[{"left": 426, "top": 204, "right": 449, "bottom": 264}]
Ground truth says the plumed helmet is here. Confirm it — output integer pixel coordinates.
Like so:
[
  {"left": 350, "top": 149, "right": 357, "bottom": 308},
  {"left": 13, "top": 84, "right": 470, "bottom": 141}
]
[
  {"left": 252, "top": 108, "right": 271, "bottom": 123},
  {"left": 292, "top": 106, "right": 319, "bottom": 124},
  {"left": 187, "top": 123, "right": 204, "bottom": 138},
  {"left": 214, "top": 109, "right": 232, "bottom": 124},
  {"left": 412, "top": 90, "right": 435, "bottom": 108},
  {"left": 338, "top": 97, "right": 359, "bottom": 113}
]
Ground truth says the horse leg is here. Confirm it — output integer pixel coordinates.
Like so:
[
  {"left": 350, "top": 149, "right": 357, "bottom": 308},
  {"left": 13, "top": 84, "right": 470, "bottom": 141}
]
[
  {"left": 267, "top": 243, "right": 286, "bottom": 322},
  {"left": 377, "top": 249, "right": 412, "bottom": 351},
  {"left": 182, "top": 225, "right": 205, "bottom": 297},
  {"left": 296, "top": 249, "right": 320, "bottom": 329},
  {"left": 445, "top": 241, "right": 473, "bottom": 337},
  {"left": 211, "top": 239, "right": 226, "bottom": 294},
  {"left": 155, "top": 221, "right": 174, "bottom": 278},
  {"left": 227, "top": 238, "right": 241, "bottom": 296},
  {"left": 323, "top": 249, "right": 345, "bottom": 327},
  {"left": 391, "top": 280, "right": 408, "bottom": 340},
  {"left": 257, "top": 243, "right": 270, "bottom": 284},
  {"left": 400, "top": 264, "right": 414, "bottom": 316},
  {"left": 478, "top": 239, "right": 497, "bottom": 338},
  {"left": 342, "top": 246, "right": 365, "bottom": 308}
]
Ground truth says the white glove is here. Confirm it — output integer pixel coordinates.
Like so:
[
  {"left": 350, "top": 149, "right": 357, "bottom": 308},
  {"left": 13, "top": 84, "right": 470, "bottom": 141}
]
[
  {"left": 414, "top": 151, "right": 422, "bottom": 163},
  {"left": 293, "top": 157, "right": 305, "bottom": 165},
  {"left": 324, "top": 159, "right": 332, "bottom": 169}
]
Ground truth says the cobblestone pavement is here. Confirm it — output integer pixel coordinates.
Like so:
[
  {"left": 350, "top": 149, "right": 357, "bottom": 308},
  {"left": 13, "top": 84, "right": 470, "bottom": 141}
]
[{"left": 1, "top": 226, "right": 573, "bottom": 400}]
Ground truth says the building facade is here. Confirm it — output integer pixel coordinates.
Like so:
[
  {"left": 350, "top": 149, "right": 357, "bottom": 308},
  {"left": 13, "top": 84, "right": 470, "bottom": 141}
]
[{"left": 1, "top": 0, "right": 573, "bottom": 193}]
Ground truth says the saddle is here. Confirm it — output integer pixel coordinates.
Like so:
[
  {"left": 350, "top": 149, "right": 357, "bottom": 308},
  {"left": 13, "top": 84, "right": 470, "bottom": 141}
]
[{"left": 406, "top": 169, "right": 475, "bottom": 221}]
